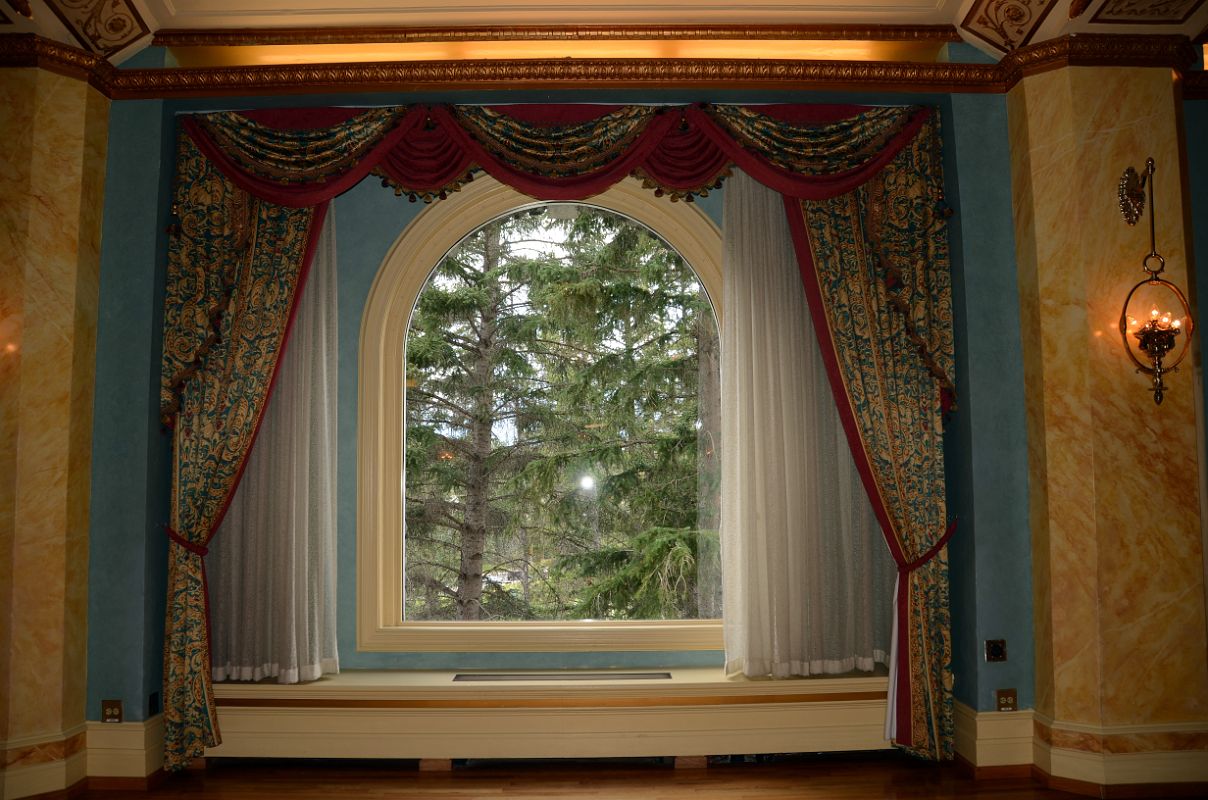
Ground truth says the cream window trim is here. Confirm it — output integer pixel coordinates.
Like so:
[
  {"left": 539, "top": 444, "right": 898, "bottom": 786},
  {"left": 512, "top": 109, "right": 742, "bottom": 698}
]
[{"left": 357, "top": 174, "right": 724, "bottom": 652}]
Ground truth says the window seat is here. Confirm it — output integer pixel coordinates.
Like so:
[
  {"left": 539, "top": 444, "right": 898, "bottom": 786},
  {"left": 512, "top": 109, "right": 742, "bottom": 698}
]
[{"left": 208, "top": 668, "right": 891, "bottom": 760}]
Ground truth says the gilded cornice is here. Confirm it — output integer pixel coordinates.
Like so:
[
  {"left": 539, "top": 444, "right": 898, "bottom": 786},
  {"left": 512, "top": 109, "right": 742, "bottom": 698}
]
[
  {"left": 106, "top": 59, "right": 1003, "bottom": 99},
  {"left": 999, "top": 33, "right": 1199, "bottom": 88},
  {"left": 0, "top": 32, "right": 110, "bottom": 85},
  {"left": 153, "top": 24, "right": 963, "bottom": 48},
  {"left": 0, "top": 32, "right": 1201, "bottom": 99}
]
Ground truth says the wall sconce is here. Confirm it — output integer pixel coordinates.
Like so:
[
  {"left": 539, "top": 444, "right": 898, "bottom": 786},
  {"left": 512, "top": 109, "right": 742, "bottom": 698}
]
[{"left": 1117, "top": 157, "right": 1194, "bottom": 405}]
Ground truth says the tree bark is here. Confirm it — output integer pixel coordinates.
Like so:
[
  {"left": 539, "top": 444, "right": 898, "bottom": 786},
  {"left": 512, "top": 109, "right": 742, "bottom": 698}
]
[{"left": 458, "top": 222, "right": 502, "bottom": 621}]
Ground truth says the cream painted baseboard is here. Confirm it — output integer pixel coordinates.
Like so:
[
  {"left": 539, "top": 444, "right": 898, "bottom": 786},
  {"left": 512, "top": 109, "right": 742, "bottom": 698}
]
[
  {"left": 953, "top": 701, "right": 1033, "bottom": 769},
  {"left": 86, "top": 715, "right": 164, "bottom": 778},
  {"left": 207, "top": 669, "right": 892, "bottom": 760},
  {"left": 1034, "top": 738, "right": 1208, "bottom": 785},
  {"left": 2, "top": 751, "right": 86, "bottom": 800}
]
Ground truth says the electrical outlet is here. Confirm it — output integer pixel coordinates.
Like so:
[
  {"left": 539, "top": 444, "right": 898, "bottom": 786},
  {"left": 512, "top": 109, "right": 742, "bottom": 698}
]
[
  {"left": 995, "top": 688, "right": 1017, "bottom": 712},
  {"left": 985, "top": 639, "right": 1007, "bottom": 662},
  {"left": 101, "top": 699, "right": 123, "bottom": 724}
]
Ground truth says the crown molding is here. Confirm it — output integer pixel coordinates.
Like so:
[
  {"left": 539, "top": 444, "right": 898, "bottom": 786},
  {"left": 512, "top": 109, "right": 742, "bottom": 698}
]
[
  {"left": 104, "top": 58, "right": 1002, "bottom": 98},
  {"left": 0, "top": 32, "right": 110, "bottom": 85},
  {"left": 152, "top": 24, "right": 963, "bottom": 48},
  {"left": 1000, "top": 33, "right": 1199, "bottom": 88},
  {"left": 1, "top": 31, "right": 1201, "bottom": 99}
]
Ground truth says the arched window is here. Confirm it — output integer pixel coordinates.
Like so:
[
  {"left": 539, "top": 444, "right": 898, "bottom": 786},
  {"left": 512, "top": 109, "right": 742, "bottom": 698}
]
[
  {"left": 358, "top": 176, "right": 723, "bottom": 651},
  {"left": 403, "top": 203, "right": 721, "bottom": 624}
]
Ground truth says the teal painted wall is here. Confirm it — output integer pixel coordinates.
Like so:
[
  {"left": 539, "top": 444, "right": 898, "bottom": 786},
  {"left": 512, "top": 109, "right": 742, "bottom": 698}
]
[
  {"left": 943, "top": 93, "right": 1034, "bottom": 712},
  {"left": 85, "top": 82, "right": 1034, "bottom": 716},
  {"left": 87, "top": 98, "right": 173, "bottom": 722}
]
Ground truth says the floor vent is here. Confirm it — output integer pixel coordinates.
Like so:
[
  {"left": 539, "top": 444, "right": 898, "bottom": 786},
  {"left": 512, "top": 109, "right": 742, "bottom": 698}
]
[{"left": 452, "top": 672, "right": 672, "bottom": 682}]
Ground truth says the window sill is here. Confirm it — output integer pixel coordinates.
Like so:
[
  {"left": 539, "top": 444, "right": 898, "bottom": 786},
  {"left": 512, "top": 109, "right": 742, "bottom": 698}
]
[
  {"left": 357, "top": 620, "right": 724, "bottom": 653},
  {"left": 213, "top": 667, "right": 888, "bottom": 707}
]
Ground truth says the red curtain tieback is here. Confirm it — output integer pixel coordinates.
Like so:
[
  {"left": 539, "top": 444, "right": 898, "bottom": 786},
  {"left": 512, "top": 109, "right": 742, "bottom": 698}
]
[
  {"left": 901, "top": 518, "right": 957, "bottom": 574},
  {"left": 164, "top": 524, "right": 209, "bottom": 557}
]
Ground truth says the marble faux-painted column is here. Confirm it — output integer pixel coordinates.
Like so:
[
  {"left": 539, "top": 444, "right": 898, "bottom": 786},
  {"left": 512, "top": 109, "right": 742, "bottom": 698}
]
[
  {"left": 0, "top": 66, "right": 108, "bottom": 799},
  {"left": 1009, "top": 66, "right": 1208, "bottom": 791}
]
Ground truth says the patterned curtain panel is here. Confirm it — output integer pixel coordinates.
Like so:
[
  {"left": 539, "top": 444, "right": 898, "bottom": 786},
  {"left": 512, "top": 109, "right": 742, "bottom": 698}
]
[
  {"left": 160, "top": 134, "right": 320, "bottom": 769},
  {"left": 162, "top": 102, "right": 954, "bottom": 765},
  {"left": 785, "top": 113, "right": 954, "bottom": 759}
]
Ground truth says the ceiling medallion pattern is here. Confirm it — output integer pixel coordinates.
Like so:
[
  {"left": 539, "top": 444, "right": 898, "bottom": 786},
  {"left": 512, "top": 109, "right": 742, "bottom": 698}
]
[
  {"left": 1092, "top": 0, "right": 1206, "bottom": 24},
  {"left": 43, "top": 0, "right": 149, "bottom": 56},
  {"left": 961, "top": 0, "right": 1061, "bottom": 52}
]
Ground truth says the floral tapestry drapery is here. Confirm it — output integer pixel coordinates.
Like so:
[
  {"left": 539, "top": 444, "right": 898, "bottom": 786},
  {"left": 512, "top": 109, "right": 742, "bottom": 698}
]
[{"left": 160, "top": 102, "right": 954, "bottom": 767}]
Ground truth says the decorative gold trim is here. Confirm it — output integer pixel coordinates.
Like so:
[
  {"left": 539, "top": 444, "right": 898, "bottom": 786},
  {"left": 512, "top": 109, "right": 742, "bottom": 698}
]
[
  {"left": 960, "top": 0, "right": 1062, "bottom": 54},
  {"left": 0, "top": 32, "right": 110, "bottom": 85},
  {"left": 1, "top": 33, "right": 1200, "bottom": 99},
  {"left": 1000, "top": 33, "right": 1199, "bottom": 88},
  {"left": 1091, "top": 0, "right": 1207, "bottom": 26},
  {"left": 105, "top": 58, "right": 1005, "bottom": 99},
  {"left": 153, "top": 24, "right": 963, "bottom": 48},
  {"left": 42, "top": 0, "right": 150, "bottom": 57}
]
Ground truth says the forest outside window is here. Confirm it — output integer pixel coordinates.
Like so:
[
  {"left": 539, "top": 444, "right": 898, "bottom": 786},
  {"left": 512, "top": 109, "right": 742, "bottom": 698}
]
[
  {"left": 357, "top": 176, "right": 725, "bottom": 651},
  {"left": 404, "top": 204, "right": 721, "bottom": 624}
]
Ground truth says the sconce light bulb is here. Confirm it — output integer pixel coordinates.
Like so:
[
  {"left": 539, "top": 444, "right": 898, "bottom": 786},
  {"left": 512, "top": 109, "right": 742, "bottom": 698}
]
[
  {"left": 1127, "top": 315, "right": 1138, "bottom": 329},
  {"left": 1151, "top": 306, "right": 1161, "bottom": 319},
  {"left": 1173, "top": 318, "right": 1183, "bottom": 329}
]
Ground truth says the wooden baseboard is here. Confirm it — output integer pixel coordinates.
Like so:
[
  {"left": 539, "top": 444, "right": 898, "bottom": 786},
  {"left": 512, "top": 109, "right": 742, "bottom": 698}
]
[
  {"left": 1033, "top": 764, "right": 1208, "bottom": 799},
  {"left": 954, "top": 752, "right": 1031, "bottom": 780},
  {"left": 1033, "top": 736, "right": 1208, "bottom": 798}
]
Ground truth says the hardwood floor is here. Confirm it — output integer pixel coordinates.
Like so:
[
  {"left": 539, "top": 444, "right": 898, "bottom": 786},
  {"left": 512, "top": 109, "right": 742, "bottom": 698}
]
[{"left": 83, "top": 753, "right": 1086, "bottom": 799}]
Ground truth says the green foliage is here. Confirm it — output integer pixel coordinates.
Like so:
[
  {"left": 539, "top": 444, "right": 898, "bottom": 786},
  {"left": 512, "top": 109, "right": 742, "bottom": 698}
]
[{"left": 403, "top": 205, "right": 721, "bottom": 622}]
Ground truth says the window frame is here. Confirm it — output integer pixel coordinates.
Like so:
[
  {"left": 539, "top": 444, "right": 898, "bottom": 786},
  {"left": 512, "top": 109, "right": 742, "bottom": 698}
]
[{"left": 357, "top": 175, "right": 725, "bottom": 652}]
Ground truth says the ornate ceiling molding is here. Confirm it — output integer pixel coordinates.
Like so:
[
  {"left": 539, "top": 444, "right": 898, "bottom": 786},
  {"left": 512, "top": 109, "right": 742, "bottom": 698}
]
[
  {"left": 1, "top": 31, "right": 1201, "bottom": 99},
  {"left": 999, "top": 33, "right": 1199, "bottom": 87},
  {"left": 43, "top": 0, "right": 150, "bottom": 56},
  {"left": 103, "top": 57, "right": 1004, "bottom": 98},
  {"left": 0, "top": 32, "right": 109, "bottom": 84},
  {"left": 961, "top": 0, "right": 1062, "bottom": 54},
  {"left": 1091, "top": 0, "right": 1206, "bottom": 26},
  {"left": 152, "top": 24, "right": 963, "bottom": 47}
]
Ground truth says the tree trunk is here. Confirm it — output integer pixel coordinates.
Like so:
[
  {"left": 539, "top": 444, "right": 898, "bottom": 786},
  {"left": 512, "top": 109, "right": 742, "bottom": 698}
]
[
  {"left": 458, "top": 222, "right": 502, "bottom": 620},
  {"left": 694, "top": 286, "right": 722, "bottom": 619}
]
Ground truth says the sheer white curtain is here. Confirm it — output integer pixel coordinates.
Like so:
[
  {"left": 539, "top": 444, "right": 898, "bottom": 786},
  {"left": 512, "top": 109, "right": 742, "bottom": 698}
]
[
  {"left": 721, "top": 171, "right": 896, "bottom": 677},
  {"left": 208, "top": 209, "right": 340, "bottom": 684}
]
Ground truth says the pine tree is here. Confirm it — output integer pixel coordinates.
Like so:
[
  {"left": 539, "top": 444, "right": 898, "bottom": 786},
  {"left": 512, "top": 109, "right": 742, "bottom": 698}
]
[{"left": 404, "top": 205, "right": 721, "bottom": 621}]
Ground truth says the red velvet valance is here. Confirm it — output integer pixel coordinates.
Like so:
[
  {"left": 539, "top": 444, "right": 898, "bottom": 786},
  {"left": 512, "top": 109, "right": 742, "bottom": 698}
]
[{"left": 183, "top": 103, "right": 930, "bottom": 207}]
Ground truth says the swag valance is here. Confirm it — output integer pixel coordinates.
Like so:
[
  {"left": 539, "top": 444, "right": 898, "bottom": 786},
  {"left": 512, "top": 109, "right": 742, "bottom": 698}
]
[{"left": 160, "top": 102, "right": 954, "bottom": 769}]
